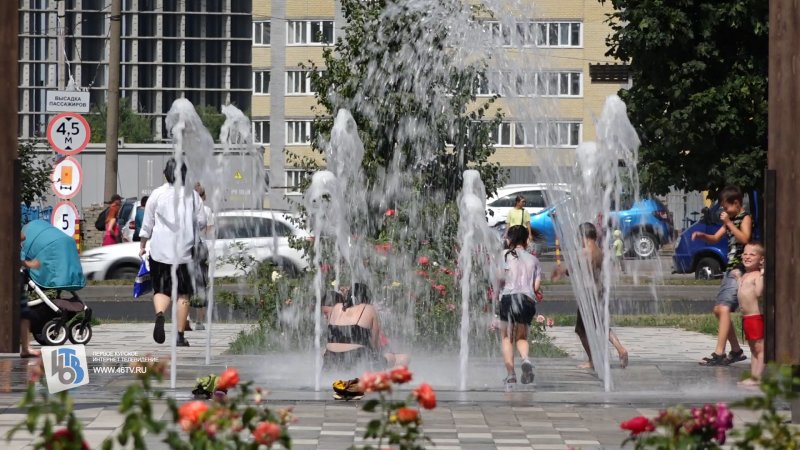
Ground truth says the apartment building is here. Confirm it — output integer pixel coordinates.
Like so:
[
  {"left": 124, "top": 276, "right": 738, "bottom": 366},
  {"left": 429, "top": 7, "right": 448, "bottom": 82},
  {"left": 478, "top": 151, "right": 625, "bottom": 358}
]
[
  {"left": 18, "top": 0, "right": 252, "bottom": 141},
  {"left": 253, "top": 1, "right": 628, "bottom": 200}
]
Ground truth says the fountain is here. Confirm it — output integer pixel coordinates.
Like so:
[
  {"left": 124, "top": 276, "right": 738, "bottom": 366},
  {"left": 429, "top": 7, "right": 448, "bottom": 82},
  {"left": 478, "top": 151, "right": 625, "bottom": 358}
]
[{"left": 156, "top": 0, "right": 656, "bottom": 394}]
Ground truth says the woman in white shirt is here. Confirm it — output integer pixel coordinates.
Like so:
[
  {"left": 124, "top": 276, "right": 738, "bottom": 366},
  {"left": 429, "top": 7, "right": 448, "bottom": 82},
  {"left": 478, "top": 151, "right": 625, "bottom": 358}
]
[
  {"left": 138, "top": 158, "right": 206, "bottom": 347},
  {"left": 497, "top": 225, "right": 542, "bottom": 386}
]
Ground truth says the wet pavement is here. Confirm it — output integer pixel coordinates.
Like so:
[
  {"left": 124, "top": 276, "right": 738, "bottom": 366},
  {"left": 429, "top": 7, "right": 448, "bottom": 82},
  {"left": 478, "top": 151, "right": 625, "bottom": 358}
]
[{"left": 0, "top": 323, "right": 780, "bottom": 449}]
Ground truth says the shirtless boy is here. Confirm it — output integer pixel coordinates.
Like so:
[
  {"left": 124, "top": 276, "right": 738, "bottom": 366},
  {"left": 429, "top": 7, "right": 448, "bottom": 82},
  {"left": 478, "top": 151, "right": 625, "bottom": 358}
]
[{"left": 737, "top": 242, "right": 765, "bottom": 386}]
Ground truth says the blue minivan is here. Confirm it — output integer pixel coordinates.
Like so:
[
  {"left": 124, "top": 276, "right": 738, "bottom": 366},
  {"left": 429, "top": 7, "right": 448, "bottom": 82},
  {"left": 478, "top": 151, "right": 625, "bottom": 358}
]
[{"left": 671, "top": 192, "right": 761, "bottom": 279}]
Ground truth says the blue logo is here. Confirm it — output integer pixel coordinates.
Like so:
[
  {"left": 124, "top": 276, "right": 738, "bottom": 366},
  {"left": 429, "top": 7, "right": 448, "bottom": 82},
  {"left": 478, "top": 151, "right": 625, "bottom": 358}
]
[
  {"left": 51, "top": 348, "right": 85, "bottom": 385},
  {"left": 42, "top": 345, "right": 89, "bottom": 393}
]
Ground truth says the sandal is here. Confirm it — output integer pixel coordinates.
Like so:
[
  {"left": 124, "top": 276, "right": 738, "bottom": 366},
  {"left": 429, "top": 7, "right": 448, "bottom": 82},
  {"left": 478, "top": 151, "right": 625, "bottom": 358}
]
[
  {"left": 725, "top": 349, "right": 747, "bottom": 365},
  {"left": 699, "top": 352, "right": 727, "bottom": 366},
  {"left": 504, "top": 374, "right": 517, "bottom": 385}
]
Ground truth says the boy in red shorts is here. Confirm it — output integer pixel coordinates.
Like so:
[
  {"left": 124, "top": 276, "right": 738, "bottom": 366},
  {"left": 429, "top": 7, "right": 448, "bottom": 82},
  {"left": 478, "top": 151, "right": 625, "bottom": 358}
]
[{"left": 736, "top": 242, "right": 765, "bottom": 386}]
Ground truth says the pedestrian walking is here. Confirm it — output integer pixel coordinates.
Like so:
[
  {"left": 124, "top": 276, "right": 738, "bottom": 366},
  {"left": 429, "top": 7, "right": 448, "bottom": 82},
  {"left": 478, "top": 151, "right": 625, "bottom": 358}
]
[{"left": 138, "top": 158, "right": 206, "bottom": 347}]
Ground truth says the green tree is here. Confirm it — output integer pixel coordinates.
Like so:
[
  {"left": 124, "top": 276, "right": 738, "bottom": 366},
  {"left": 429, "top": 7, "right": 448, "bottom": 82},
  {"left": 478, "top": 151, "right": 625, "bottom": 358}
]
[
  {"left": 196, "top": 105, "right": 226, "bottom": 142},
  {"left": 18, "top": 142, "right": 51, "bottom": 206},
  {"left": 86, "top": 97, "right": 154, "bottom": 143},
  {"left": 305, "top": 0, "right": 503, "bottom": 201},
  {"left": 601, "top": 0, "right": 768, "bottom": 195}
]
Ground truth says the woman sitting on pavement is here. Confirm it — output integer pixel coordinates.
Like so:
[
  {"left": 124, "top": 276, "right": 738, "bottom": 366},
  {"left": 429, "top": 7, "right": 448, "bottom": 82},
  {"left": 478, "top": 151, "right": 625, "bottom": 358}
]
[{"left": 323, "top": 282, "right": 408, "bottom": 370}]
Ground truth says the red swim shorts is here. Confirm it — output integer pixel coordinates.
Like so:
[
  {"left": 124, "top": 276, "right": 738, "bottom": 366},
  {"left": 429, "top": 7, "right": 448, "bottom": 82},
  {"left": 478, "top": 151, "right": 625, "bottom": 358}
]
[{"left": 743, "top": 314, "right": 765, "bottom": 341}]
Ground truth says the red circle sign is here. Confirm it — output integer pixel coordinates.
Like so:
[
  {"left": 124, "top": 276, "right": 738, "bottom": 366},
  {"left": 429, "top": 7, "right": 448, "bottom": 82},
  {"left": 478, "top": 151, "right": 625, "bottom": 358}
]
[
  {"left": 51, "top": 200, "right": 81, "bottom": 237},
  {"left": 47, "top": 112, "right": 91, "bottom": 156},
  {"left": 50, "top": 156, "right": 84, "bottom": 200}
]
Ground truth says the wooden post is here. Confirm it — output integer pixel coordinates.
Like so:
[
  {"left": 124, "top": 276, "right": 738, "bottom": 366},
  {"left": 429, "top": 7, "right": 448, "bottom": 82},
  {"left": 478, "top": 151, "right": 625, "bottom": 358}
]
[
  {"left": 769, "top": 0, "right": 800, "bottom": 420},
  {"left": 0, "top": 2, "right": 19, "bottom": 353}
]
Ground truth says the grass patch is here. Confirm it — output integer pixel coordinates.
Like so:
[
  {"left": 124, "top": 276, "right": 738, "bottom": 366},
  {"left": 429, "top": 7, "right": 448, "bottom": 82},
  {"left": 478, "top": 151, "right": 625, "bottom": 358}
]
[{"left": 551, "top": 313, "right": 742, "bottom": 338}]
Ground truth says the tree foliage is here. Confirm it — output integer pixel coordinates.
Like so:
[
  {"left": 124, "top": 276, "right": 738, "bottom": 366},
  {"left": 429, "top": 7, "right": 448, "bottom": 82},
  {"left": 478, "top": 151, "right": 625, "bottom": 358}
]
[
  {"left": 305, "top": 0, "right": 504, "bottom": 201},
  {"left": 196, "top": 105, "right": 226, "bottom": 142},
  {"left": 18, "top": 142, "right": 52, "bottom": 206},
  {"left": 601, "top": 0, "right": 768, "bottom": 196},
  {"left": 86, "top": 97, "right": 154, "bottom": 143}
]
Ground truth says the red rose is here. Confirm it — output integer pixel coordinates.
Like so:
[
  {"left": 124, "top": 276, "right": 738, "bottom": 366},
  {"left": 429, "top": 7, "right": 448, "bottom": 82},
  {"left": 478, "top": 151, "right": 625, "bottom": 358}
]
[
  {"left": 413, "top": 383, "right": 437, "bottom": 409},
  {"left": 216, "top": 368, "right": 240, "bottom": 391},
  {"left": 253, "top": 421, "right": 282, "bottom": 446},
  {"left": 620, "top": 416, "right": 655, "bottom": 435},
  {"left": 375, "top": 242, "right": 392, "bottom": 255},
  {"left": 178, "top": 401, "right": 209, "bottom": 431},
  {"left": 385, "top": 209, "right": 396, "bottom": 217},
  {"left": 358, "top": 371, "right": 392, "bottom": 392},
  {"left": 434, "top": 284, "right": 447, "bottom": 296},
  {"left": 396, "top": 407, "right": 420, "bottom": 424},
  {"left": 390, "top": 366, "right": 413, "bottom": 384},
  {"left": 46, "top": 429, "right": 89, "bottom": 450},
  {"left": 418, "top": 256, "right": 429, "bottom": 266}
]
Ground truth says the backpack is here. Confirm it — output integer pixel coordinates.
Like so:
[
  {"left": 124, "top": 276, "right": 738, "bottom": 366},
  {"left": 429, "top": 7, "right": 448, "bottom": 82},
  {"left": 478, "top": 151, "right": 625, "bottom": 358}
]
[{"left": 95, "top": 207, "right": 109, "bottom": 231}]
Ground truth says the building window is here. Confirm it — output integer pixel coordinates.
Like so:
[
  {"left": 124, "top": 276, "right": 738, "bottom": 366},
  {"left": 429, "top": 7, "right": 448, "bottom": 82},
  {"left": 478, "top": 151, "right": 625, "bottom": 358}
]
[
  {"left": 489, "top": 122, "right": 513, "bottom": 147},
  {"left": 534, "top": 72, "right": 582, "bottom": 97},
  {"left": 536, "top": 22, "right": 582, "bottom": 47},
  {"left": 287, "top": 20, "right": 334, "bottom": 45},
  {"left": 253, "top": 21, "right": 270, "bottom": 46},
  {"left": 515, "top": 22, "right": 537, "bottom": 47},
  {"left": 253, "top": 120, "right": 270, "bottom": 144},
  {"left": 285, "top": 169, "right": 311, "bottom": 194},
  {"left": 516, "top": 121, "right": 581, "bottom": 148},
  {"left": 286, "top": 120, "right": 315, "bottom": 145},
  {"left": 286, "top": 71, "right": 314, "bottom": 95},
  {"left": 253, "top": 70, "right": 270, "bottom": 94},
  {"left": 484, "top": 21, "right": 512, "bottom": 47}
]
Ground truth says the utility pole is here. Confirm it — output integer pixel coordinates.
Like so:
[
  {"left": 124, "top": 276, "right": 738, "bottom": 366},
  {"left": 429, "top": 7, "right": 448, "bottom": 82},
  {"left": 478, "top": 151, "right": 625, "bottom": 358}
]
[
  {"left": 104, "top": 0, "right": 122, "bottom": 201},
  {"left": 57, "top": 0, "right": 65, "bottom": 89},
  {"left": 0, "top": 2, "right": 19, "bottom": 353},
  {"left": 768, "top": 0, "right": 800, "bottom": 422}
]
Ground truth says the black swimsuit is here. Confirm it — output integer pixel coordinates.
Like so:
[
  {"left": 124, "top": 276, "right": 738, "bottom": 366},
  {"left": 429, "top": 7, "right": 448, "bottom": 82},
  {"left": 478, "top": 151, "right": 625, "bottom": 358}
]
[{"left": 323, "top": 305, "right": 384, "bottom": 371}]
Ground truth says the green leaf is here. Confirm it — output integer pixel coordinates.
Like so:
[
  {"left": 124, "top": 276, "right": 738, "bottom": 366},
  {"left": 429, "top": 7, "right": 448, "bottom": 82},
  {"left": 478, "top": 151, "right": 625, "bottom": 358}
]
[{"left": 362, "top": 399, "right": 381, "bottom": 412}]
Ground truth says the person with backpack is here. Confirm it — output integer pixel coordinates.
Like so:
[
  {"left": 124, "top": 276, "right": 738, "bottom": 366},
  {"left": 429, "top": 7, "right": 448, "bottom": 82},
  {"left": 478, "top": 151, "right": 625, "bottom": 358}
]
[{"left": 101, "top": 194, "right": 122, "bottom": 246}]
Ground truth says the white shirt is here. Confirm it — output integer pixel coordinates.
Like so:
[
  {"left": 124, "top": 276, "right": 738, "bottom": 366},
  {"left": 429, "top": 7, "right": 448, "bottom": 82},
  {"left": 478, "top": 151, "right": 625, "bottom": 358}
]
[
  {"left": 139, "top": 183, "right": 207, "bottom": 264},
  {"left": 500, "top": 247, "right": 541, "bottom": 299},
  {"left": 201, "top": 204, "right": 214, "bottom": 238}
]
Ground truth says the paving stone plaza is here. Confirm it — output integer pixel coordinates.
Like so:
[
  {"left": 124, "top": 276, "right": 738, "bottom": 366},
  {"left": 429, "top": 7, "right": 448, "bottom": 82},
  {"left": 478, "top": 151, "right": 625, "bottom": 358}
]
[{"left": 1, "top": 322, "right": 781, "bottom": 449}]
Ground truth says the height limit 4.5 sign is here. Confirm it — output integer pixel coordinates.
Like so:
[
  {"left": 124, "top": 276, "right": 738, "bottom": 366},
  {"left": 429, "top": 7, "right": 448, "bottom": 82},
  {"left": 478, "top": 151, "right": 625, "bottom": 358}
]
[{"left": 47, "top": 113, "right": 91, "bottom": 156}]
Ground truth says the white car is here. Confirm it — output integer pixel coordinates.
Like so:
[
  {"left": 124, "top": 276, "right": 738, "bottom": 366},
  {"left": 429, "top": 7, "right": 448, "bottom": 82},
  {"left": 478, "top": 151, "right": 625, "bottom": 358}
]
[
  {"left": 485, "top": 184, "right": 570, "bottom": 227},
  {"left": 81, "top": 210, "right": 310, "bottom": 280}
]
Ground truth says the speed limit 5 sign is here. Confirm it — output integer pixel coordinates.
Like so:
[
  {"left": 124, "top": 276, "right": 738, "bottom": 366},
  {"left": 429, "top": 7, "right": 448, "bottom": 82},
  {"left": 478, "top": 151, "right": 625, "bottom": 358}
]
[
  {"left": 51, "top": 201, "right": 80, "bottom": 237},
  {"left": 47, "top": 113, "right": 91, "bottom": 156}
]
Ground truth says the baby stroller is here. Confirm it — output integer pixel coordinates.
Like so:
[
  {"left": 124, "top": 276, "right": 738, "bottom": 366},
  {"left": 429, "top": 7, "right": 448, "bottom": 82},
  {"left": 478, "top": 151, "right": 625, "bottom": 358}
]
[{"left": 21, "top": 220, "right": 93, "bottom": 346}]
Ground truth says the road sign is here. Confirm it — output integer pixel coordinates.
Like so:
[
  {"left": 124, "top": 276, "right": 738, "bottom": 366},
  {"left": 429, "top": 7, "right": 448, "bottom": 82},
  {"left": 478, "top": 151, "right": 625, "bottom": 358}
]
[
  {"left": 46, "top": 90, "right": 91, "bottom": 113},
  {"left": 47, "top": 113, "right": 91, "bottom": 156},
  {"left": 51, "top": 201, "right": 80, "bottom": 237},
  {"left": 51, "top": 156, "right": 83, "bottom": 200}
]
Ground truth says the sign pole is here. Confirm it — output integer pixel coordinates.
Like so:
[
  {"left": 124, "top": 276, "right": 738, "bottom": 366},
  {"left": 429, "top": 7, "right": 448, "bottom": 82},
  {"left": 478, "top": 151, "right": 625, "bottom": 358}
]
[
  {"left": 769, "top": 0, "right": 800, "bottom": 422},
  {"left": 0, "top": 1, "right": 19, "bottom": 354}
]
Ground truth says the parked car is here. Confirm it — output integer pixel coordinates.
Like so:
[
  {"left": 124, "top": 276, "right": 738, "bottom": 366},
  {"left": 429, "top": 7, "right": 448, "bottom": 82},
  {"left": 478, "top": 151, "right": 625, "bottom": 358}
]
[
  {"left": 485, "top": 183, "right": 569, "bottom": 227},
  {"left": 672, "top": 192, "right": 761, "bottom": 279},
  {"left": 81, "top": 210, "right": 310, "bottom": 280},
  {"left": 523, "top": 196, "right": 674, "bottom": 258}
]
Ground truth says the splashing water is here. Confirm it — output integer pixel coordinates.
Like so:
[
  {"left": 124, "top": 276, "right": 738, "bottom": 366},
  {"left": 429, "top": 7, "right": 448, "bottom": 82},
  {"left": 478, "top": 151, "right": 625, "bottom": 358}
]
[{"left": 457, "top": 170, "right": 501, "bottom": 390}]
